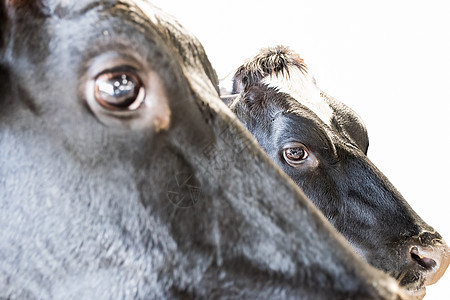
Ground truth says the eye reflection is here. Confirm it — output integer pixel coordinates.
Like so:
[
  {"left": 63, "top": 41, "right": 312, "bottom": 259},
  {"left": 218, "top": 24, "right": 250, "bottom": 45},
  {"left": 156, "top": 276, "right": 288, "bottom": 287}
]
[
  {"left": 94, "top": 72, "right": 145, "bottom": 110},
  {"left": 282, "top": 142, "right": 310, "bottom": 167}
]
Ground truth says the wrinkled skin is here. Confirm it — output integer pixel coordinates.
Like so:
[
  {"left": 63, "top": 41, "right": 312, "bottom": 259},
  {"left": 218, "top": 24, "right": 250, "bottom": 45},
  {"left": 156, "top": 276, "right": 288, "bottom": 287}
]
[
  {"left": 0, "top": 1, "right": 411, "bottom": 299},
  {"left": 225, "top": 46, "right": 449, "bottom": 297}
]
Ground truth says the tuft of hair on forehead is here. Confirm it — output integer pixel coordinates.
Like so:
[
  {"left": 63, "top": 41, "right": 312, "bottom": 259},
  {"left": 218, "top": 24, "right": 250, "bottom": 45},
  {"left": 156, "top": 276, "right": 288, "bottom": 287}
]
[{"left": 232, "top": 45, "right": 308, "bottom": 93}]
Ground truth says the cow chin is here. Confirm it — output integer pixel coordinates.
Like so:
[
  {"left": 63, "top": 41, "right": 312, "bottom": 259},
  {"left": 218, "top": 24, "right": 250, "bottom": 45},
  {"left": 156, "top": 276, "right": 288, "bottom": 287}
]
[
  {"left": 350, "top": 235, "right": 449, "bottom": 299},
  {"left": 403, "top": 286, "right": 426, "bottom": 300},
  {"left": 342, "top": 239, "right": 427, "bottom": 299},
  {"left": 400, "top": 272, "right": 426, "bottom": 299}
]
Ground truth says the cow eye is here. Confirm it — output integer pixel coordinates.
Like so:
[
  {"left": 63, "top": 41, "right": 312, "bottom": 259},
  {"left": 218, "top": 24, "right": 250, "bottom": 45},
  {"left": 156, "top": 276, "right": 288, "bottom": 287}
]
[
  {"left": 282, "top": 143, "right": 309, "bottom": 167},
  {"left": 94, "top": 71, "right": 145, "bottom": 110}
]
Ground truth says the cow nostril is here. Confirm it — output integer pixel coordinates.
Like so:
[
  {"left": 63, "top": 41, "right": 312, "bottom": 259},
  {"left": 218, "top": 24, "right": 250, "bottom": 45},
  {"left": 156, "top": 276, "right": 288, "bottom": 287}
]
[
  {"left": 410, "top": 247, "right": 437, "bottom": 270},
  {"left": 408, "top": 236, "right": 450, "bottom": 286}
]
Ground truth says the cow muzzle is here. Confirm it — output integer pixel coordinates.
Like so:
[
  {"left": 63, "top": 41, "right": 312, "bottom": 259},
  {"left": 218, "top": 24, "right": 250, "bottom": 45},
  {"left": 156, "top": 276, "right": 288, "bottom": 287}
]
[{"left": 408, "top": 231, "right": 450, "bottom": 286}]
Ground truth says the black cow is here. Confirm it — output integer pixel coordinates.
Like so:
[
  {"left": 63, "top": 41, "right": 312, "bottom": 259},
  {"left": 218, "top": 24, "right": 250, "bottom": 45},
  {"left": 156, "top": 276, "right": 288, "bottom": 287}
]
[
  {"left": 223, "top": 46, "right": 450, "bottom": 297},
  {"left": 0, "top": 1, "right": 421, "bottom": 299}
]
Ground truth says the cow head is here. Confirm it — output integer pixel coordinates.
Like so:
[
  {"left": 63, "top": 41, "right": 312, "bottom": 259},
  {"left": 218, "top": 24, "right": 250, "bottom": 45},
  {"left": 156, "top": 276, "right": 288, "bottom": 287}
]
[
  {"left": 0, "top": 1, "right": 411, "bottom": 299},
  {"left": 224, "top": 46, "right": 450, "bottom": 296}
]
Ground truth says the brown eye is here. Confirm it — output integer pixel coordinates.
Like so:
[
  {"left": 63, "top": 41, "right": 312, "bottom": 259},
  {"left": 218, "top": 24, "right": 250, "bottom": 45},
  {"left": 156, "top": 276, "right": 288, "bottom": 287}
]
[
  {"left": 282, "top": 143, "right": 309, "bottom": 167},
  {"left": 94, "top": 71, "right": 145, "bottom": 110}
]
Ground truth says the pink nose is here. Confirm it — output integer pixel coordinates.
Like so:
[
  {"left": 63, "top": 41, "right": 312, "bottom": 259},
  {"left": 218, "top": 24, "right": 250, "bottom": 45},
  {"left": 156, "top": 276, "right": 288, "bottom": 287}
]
[{"left": 409, "top": 234, "right": 450, "bottom": 285}]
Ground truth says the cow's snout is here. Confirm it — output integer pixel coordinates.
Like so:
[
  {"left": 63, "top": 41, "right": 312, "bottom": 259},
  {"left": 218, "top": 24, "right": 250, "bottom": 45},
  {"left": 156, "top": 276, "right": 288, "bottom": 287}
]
[{"left": 409, "top": 231, "right": 450, "bottom": 286}]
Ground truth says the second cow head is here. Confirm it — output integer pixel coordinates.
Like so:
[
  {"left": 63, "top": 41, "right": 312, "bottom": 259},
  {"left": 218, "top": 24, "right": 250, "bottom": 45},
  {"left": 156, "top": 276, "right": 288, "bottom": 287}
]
[{"left": 223, "top": 46, "right": 449, "bottom": 296}]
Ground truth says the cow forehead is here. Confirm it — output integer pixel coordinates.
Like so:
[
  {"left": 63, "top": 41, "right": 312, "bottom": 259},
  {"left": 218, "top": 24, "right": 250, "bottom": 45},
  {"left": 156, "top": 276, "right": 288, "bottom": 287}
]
[
  {"left": 261, "top": 66, "right": 334, "bottom": 126},
  {"left": 42, "top": 0, "right": 159, "bottom": 25}
]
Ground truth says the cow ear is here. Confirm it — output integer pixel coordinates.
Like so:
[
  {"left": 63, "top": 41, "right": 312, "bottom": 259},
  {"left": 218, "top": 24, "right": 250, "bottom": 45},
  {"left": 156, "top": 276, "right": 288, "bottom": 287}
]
[
  {"left": 2, "top": 0, "right": 47, "bottom": 16},
  {"left": 219, "top": 72, "right": 240, "bottom": 107},
  {"left": 0, "top": 0, "right": 46, "bottom": 54},
  {"left": 220, "top": 94, "right": 239, "bottom": 107},
  {"left": 344, "top": 116, "right": 369, "bottom": 154},
  {"left": 218, "top": 71, "right": 236, "bottom": 96}
]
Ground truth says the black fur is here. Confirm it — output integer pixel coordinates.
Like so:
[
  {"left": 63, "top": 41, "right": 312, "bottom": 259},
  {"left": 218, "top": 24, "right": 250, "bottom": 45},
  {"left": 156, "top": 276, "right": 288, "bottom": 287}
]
[
  {"left": 228, "top": 46, "right": 449, "bottom": 296},
  {"left": 0, "top": 2, "right": 409, "bottom": 299}
]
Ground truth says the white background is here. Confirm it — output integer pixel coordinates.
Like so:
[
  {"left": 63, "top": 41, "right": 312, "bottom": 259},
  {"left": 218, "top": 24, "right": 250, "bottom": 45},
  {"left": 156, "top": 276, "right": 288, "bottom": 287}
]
[{"left": 151, "top": 0, "right": 449, "bottom": 298}]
